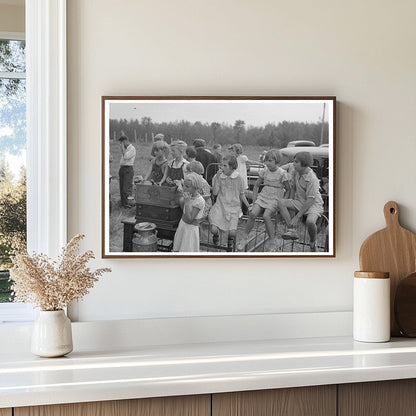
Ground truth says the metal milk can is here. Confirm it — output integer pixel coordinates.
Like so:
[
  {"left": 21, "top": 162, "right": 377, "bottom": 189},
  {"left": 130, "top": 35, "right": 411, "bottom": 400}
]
[{"left": 132, "top": 222, "right": 158, "bottom": 252}]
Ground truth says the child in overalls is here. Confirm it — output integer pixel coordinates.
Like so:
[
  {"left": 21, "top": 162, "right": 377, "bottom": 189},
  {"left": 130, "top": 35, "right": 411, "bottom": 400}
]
[
  {"left": 160, "top": 140, "right": 189, "bottom": 188},
  {"left": 144, "top": 140, "right": 169, "bottom": 185}
]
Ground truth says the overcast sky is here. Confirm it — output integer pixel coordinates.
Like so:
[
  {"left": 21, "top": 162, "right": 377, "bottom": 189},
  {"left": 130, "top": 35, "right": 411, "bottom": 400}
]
[{"left": 109, "top": 99, "right": 331, "bottom": 127}]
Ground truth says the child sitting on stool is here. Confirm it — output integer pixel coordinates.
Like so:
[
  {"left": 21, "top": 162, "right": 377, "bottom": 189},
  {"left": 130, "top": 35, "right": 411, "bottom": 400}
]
[
  {"left": 238, "top": 149, "right": 290, "bottom": 252},
  {"left": 278, "top": 151, "right": 324, "bottom": 252}
]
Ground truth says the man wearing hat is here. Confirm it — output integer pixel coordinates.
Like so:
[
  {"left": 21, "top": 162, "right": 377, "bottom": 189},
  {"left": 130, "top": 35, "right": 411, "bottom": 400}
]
[
  {"left": 193, "top": 138, "right": 217, "bottom": 184},
  {"left": 118, "top": 135, "right": 136, "bottom": 208}
]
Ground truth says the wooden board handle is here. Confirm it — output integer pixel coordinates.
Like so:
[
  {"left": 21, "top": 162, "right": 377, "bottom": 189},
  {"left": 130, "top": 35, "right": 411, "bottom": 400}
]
[{"left": 384, "top": 201, "right": 400, "bottom": 228}]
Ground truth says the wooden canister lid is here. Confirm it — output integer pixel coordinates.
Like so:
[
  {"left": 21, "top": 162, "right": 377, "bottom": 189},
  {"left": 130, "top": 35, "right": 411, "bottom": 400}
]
[{"left": 354, "top": 271, "right": 389, "bottom": 279}]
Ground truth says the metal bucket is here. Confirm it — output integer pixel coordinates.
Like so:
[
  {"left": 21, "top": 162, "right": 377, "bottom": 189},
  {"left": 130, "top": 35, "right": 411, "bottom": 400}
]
[{"left": 132, "top": 222, "right": 158, "bottom": 252}]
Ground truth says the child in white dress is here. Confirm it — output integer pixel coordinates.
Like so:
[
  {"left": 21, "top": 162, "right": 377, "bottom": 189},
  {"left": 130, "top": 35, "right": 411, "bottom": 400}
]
[
  {"left": 237, "top": 149, "right": 289, "bottom": 251},
  {"left": 208, "top": 155, "right": 250, "bottom": 250},
  {"left": 173, "top": 173, "right": 205, "bottom": 252},
  {"left": 186, "top": 160, "right": 212, "bottom": 218}
]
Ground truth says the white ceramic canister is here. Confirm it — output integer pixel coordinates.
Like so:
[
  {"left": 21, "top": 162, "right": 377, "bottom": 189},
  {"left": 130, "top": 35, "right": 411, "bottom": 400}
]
[{"left": 353, "top": 271, "right": 390, "bottom": 342}]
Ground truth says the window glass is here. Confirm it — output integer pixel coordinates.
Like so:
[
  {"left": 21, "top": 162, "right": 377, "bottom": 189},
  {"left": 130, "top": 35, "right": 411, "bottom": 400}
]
[
  {"left": 0, "top": 39, "right": 26, "bottom": 303},
  {"left": 0, "top": 39, "right": 26, "bottom": 73}
]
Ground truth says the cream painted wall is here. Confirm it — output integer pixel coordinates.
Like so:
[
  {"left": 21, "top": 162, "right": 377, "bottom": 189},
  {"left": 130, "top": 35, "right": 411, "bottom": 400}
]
[
  {"left": 67, "top": 0, "right": 416, "bottom": 322},
  {"left": 0, "top": 4, "right": 24, "bottom": 33}
]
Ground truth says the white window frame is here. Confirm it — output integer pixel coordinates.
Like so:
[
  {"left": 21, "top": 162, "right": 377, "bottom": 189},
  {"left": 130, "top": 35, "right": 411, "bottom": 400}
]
[
  {"left": 26, "top": 0, "right": 67, "bottom": 256},
  {"left": 0, "top": 31, "right": 33, "bottom": 323},
  {"left": 0, "top": 0, "right": 67, "bottom": 323}
]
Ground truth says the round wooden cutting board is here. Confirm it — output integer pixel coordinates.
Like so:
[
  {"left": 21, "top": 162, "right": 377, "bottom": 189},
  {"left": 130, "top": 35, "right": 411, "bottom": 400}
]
[
  {"left": 359, "top": 201, "right": 416, "bottom": 336},
  {"left": 395, "top": 272, "right": 416, "bottom": 337}
]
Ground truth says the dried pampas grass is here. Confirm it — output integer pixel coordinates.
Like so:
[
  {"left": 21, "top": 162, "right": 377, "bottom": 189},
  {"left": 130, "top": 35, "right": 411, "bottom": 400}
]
[{"left": 10, "top": 234, "right": 111, "bottom": 311}]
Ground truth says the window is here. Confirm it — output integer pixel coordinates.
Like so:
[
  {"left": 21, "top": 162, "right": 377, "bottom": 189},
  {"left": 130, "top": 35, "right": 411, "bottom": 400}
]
[
  {"left": 0, "top": 35, "right": 26, "bottom": 304},
  {"left": 0, "top": 0, "right": 67, "bottom": 323},
  {"left": 0, "top": 32, "right": 34, "bottom": 322}
]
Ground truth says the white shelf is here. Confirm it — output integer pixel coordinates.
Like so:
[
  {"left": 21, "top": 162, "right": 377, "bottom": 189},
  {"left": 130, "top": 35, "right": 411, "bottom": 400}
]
[{"left": 2, "top": 335, "right": 416, "bottom": 408}]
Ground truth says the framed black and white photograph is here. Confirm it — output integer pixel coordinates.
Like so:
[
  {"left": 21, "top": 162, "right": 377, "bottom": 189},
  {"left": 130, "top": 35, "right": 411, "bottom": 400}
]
[{"left": 102, "top": 96, "right": 336, "bottom": 258}]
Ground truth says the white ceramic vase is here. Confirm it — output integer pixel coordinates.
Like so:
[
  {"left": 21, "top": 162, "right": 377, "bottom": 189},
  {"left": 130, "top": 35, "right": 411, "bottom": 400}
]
[{"left": 31, "top": 310, "right": 73, "bottom": 357}]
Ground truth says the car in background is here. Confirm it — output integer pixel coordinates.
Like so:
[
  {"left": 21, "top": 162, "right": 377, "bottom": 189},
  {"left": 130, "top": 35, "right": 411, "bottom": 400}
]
[
  {"left": 286, "top": 140, "right": 316, "bottom": 147},
  {"left": 280, "top": 145, "right": 328, "bottom": 181},
  {"left": 247, "top": 144, "right": 329, "bottom": 191}
]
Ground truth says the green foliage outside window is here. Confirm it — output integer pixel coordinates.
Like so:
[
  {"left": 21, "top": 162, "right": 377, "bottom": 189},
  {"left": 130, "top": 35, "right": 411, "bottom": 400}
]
[{"left": 0, "top": 38, "right": 27, "bottom": 302}]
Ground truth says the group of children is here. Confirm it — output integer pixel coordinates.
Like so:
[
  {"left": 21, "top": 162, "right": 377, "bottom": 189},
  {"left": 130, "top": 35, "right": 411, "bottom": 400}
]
[
  {"left": 237, "top": 149, "right": 324, "bottom": 252},
  {"left": 138, "top": 139, "right": 324, "bottom": 253}
]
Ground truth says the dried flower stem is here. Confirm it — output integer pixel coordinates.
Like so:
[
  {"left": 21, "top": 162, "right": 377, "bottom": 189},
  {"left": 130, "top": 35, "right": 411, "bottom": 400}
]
[{"left": 10, "top": 235, "right": 111, "bottom": 310}]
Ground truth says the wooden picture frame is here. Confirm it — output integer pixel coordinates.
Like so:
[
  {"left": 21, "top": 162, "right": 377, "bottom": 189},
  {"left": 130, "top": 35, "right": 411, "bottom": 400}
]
[{"left": 102, "top": 96, "right": 336, "bottom": 258}]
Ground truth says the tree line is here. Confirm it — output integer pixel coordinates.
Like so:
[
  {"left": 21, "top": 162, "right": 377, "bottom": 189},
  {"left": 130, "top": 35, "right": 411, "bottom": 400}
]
[{"left": 109, "top": 118, "right": 329, "bottom": 148}]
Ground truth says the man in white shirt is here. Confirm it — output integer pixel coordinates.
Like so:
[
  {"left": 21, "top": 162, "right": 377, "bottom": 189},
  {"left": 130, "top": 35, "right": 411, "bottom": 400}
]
[{"left": 118, "top": 135, "right": 136, "bottom": 208}]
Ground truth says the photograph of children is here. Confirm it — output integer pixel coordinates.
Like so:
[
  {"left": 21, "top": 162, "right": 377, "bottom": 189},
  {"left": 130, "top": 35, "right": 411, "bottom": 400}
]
[{"left": 102, "top": 97, "right": 335, "bottom": 257}]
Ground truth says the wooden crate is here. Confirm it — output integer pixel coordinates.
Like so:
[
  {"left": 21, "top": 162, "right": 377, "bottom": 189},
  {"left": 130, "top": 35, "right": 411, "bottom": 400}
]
[
  {"left": 135, "top": 184, "right": 180, "bottom": 207},
  {"left": 136, "top": 204, "right": 182, "bottom": 223}
]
